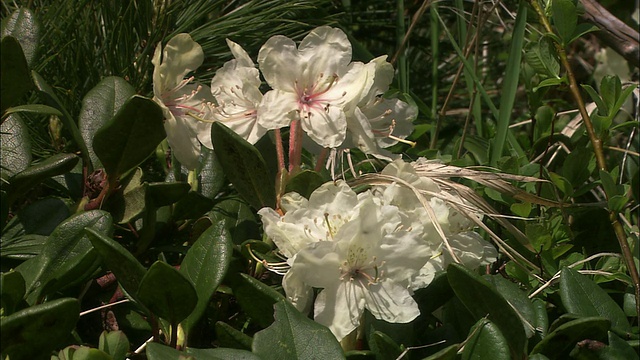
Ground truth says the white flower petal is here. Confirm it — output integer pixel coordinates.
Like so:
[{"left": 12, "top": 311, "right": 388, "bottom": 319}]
[
  {"left": 300, "top": 105, "right": 347, "bottom": 148},
  {"left": 257, "top": 90, "right": 300, "bottom": 130},
  {"left": 257, "top": 35, "right": 300, "bottom": 92},
  {"left": 226, "top": 39, "right": 254, "bottom": 68},
  {"left": 314, "top": 284, "right": 364, "bottom": 341},
  {"left": 282, "top": 269, "right": 314, "bottom": 314},
  {"left": 164, "top": 115, "right": 201, "bottom": 169},
  {"left": 364, "top": 279, "right": 420, "bottom": 323}
]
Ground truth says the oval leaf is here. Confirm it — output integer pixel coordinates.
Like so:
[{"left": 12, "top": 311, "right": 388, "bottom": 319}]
[
  {"left": 530, "top": 316, "right": 610, "bottom": 357},
  {"left": 138, "top": 261, "right": 197, "bottom": 324},
  {"left": 85, "top": 227, "right": 147, "bottom": 298},
  {"left": 211, "top": 121, "right": 275, "bottom": 210},
  {"left": 447, "top": 264, "right": 526, "bottom": 356},
  {"left": 1, "top": 8, "right": 40, "bottom": 66},
  {"left": 559, "top": 266, "right": 631, "bottom": 333},
  {"left": 93, "top": 95, "right": 165, "bottom": 180},
  {"left": 7, "top": 153, "right": 79, "bottom": 205},
  {"left": 462, "top": 319, "right": 511, "bottom": 360},
  {"left": 1, "top": 113, "right": 31, "bottom": 179},
  {"left": 0, "top": 298, "right": 79, "bottom": 359},
  {"left": 79, "top": 76, "right": 136, "bottom": 170},
  {"left": 98, "top": 330, "right": 129, "bottom": 360},
  {"left": 180, "top": 221, "right": 233, "bottom": 333},
  {"left": 18, "top": 210, "right": 111, "bottom": 303},
  {"left": 252, "top": 301, "right": 345, "bottom": 360},
  {"left": 0, "top": 36, "right": 32, "bottom": 114}
]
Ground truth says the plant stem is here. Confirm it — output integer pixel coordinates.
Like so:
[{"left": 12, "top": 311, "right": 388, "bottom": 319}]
[{"left": 528, "top": 0, "right": 640, "bottom": 322}]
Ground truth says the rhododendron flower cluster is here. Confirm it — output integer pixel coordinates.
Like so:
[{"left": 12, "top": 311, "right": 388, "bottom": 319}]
[
  {"left": 258, "top": 159, "right": 496, "bottom": 341},
  {"left": 152, "top": 27, "right": 416, "bottom": 169}
]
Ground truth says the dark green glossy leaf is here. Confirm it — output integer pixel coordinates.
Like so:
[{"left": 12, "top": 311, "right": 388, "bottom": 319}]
[
  {"left": 199, "top": 146, "right": 226, "bottom": 199},
  {"left": 461, "top": 319, "right": 510, "bottom": 360},
  {"left": 186, "top": 347, "right": 262, "bottom": 360},
  {"left": 172, "top": 191, "right": 214, "bottom": 221},
  {"left": 85, "top": 227, "right": 146, "bottom": 299},
  {"left": 107, "top": 168, "right": 146, "bottom": 224},
  {"left": 569, "top": 23, "right": 599, "bottom": 44},
  {"left": 230, "top": 273, "right": 284, "bottom": 328},
  {"left": 284, "top": 170, "right": 324, "bottom": 199},
  {"left": 146, "top": 342, "right": 193, "bottom": 360},
  {"left": 138, "top": 261, "right": 197, "bottom": 324},
  {"left": 252, "top": 301, "right": 344, "bottom": 360},
  {"left": 58, "top": 346, "right": 112, "bottom": 360},
  {"left": 0, "top": 271, "right": 26, "bottom": 316},
  {"left": 369, "top": 331, "right": 402, "bottom": 360},
  {"left": 414, "top": 271, "right": 453, "bottom": 315},
  {"left": 1, "top": 8, "right": 39, "bottom": 66},
  {"left": 0, "top": 298, "right": 79, "bottom": 360},
  {"left": 93, "top": 95, "right": 165, "bottom": 180},
  {"left": 530, "top": 316, "right": 610, "bottom": 357},
  {"left": 559, "top": 267, "right": 631, "bottom": 333},
  {"left": 98, "top": 330, "right": 129, "bottom": 360},
  {"left": 561, "top": 148, "right": 594, "bottom": 189},
  {"left": 18, "top": 210, "right": 111, "bottom": 303},
  {"left": 0, "top": 36, "right": 32, "bottom": 114},
  {"left": 7, "top": 153, "right": 79, "bottom": 205},
  {"left": 211, "top": 122, "right": 275, "bottom": 210},
  {"left": 215, "top": 321, "right": 253, "bottom": 350},
  {"left": 208, "top": 197, "right": 260, "bottom": 245},
  {"left": 0, "top": 234, "right": 47, "bottom": 259},
  {"left": 551, "top": 0, "right": 577, "bottom": 45},
  {"left": 79, "top": 76, "right": 136, "bottom": 170},
  {"left": 0, "top": 113, "right": 31, "bottom": 179},
  {"left": 180, "top": 221, "right": 233, "bottom": 333},
  {"left": 146, "top": 182, "right": 190, "bottom": 207},
  {"left": 483, "top": 275, "right": 536, "bottom": 338},
  {"left": 447, "top": 263, "right": 526, "bottom": 356},
  {"left": 599, "top": 331, "right": 638, "bottom": 359}
]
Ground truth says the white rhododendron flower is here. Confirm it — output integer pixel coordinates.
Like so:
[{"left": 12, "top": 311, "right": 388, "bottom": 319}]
[
  {"left": 346, "top": 56, "right": 417, "bottom": 159},
  {"left": 258, "top": 180, "right": 359, "bottom": 259},
  {"left": 257, "top": 26, "right": 374, "bottom": 148},
  {"left": 208, "top": 39, "right": 267, "bottom": 145},
  {"left": 285, "top": 195, "right": 431, "bottom": 341},
  {"left": 152, "top": 33, "right": 214, "bottom": 170}
]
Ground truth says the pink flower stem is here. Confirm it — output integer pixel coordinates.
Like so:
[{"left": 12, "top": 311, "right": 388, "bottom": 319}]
[
  {"left": 274, "top": 128, "right": 288, "bottom": 212},
  {"left": 288, "top": 119, "right": 303, "bottom": 174},
  {"left": 315, "top": 148, "right": 329, "bottom": 172},
  {"left": 274, "top": 128, "right": 286, "bottom": 173}
]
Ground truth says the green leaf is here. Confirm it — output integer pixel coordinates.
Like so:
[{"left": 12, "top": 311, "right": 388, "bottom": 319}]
[
  {"left": 599, "top": 331, "right": 638, "bottom": 359},
  {"left": 186, "top": 347, "right": 262, "bottom": 360},
  {"left": 568, "top": 23, "right": 599, "bottom": 44},
  {"left": 211, "top": 122, "right": 275, "bottom": 210},
  {"left": 252, "top": 301, "right": 344, "bottom": 360},
  {"left": 93, "top": 95, "right": 165, "bottom": 180},
  {"left": 79, "top": 76, "right": 136, "bottom": 170},
  {"left": 461, "top": 319, "right": 510, "bottom": 360},
  {"left": 581, "top": 84, "right": 607, "bottom": 115},
  {"left": 284, "top": 170, "right": 325, "bottom": 199},
  {"left": 559, "top": 267, "right": 631, "bottom": 333},
  {"left": 0, "top": 298, "right": 80, "bottom": 360},
  {"left": 490, "top": 0, "right": 526, "bottom": 167},
  {"left": 524, "top": 38, "right": 560, "bottom": 78},
  {"left": 483, "top": 275, "right": 536, "bottom": 338},
  {"left": 62, "top": 346, "right": 113, "bottom": 360},
  {"left": 18, "top": 210, "right": 111, "bottom": 303},
  {"left": 1, "top": 271, "right": 26, "bottom": 316},
  {"left": 31, "top": 71, "right": 90, "bottom": 166},
  {"left": 146, "top": 342, "right": 193, "bottom": 360},
  {"left": 85, "top": 227, "right": 147, "bottom": 299},
  {"left": 107, "top": 168, "right": 146, "bottom": 224},
  {"left": 7, "top": 153, "right": 79, "bottom": 205},
  {"left": 561, "top": 148, "right": 594, "bottom": 188},
  {"left": 599, "top": 75, "right": 620, "bottom": 117},
  {"left": 0, "top": 36, "right": 32, "bottom": 114},
  {"left": 215, "top": 322, "right": 253, "bottom": 350},
  {"left": 208, "top": 196, "right": 260, "bottom": 245},
  {"left": 530, "top": 316, "right": 610, "bottom": 357},
  {"left": 447, "top": 263, "right": 526, "bottom": 356},
  {"left": 549, "top": 172, "right": 573, "bottom": 197},
  {"left": 0, "top": 113, "right": 31, "bottom": 179},
  {"left": 532, "top": 77, "right": 566, "bottom": 92},
  {"left": 369, "top": 331, "right": 402, "bottom": 360},
  {"left": 172, "top": 191, "right": 215, "bottom": 221},
  {"left": 138, "top": 261, "right": 197, "bottom": 324},
  {"left": 180, "top": 221, "right": 233, "bottom": 333},
  {"left": 3, "top": 104, "right": 63, "bottom": 117},
  {"left": 551, "top": 0, "right": 577, "bottom": 45},
  {"left": 1, "top": 8, "right": 40, "bottom": 66},
  {"left": 230, "top": 273, "right": 284, "bottom": 328},
  {"left": 13, "top": 197, "right": 67, "bottom": 236},
  {"left": 98, "top": 330, "right": 129, "bottom": 360},
  {"left": 146, "top": 182, "right": 191, "bottom": 207},
  {"left": 199, "top": 146, "right": 226, "bottom": 199}
]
